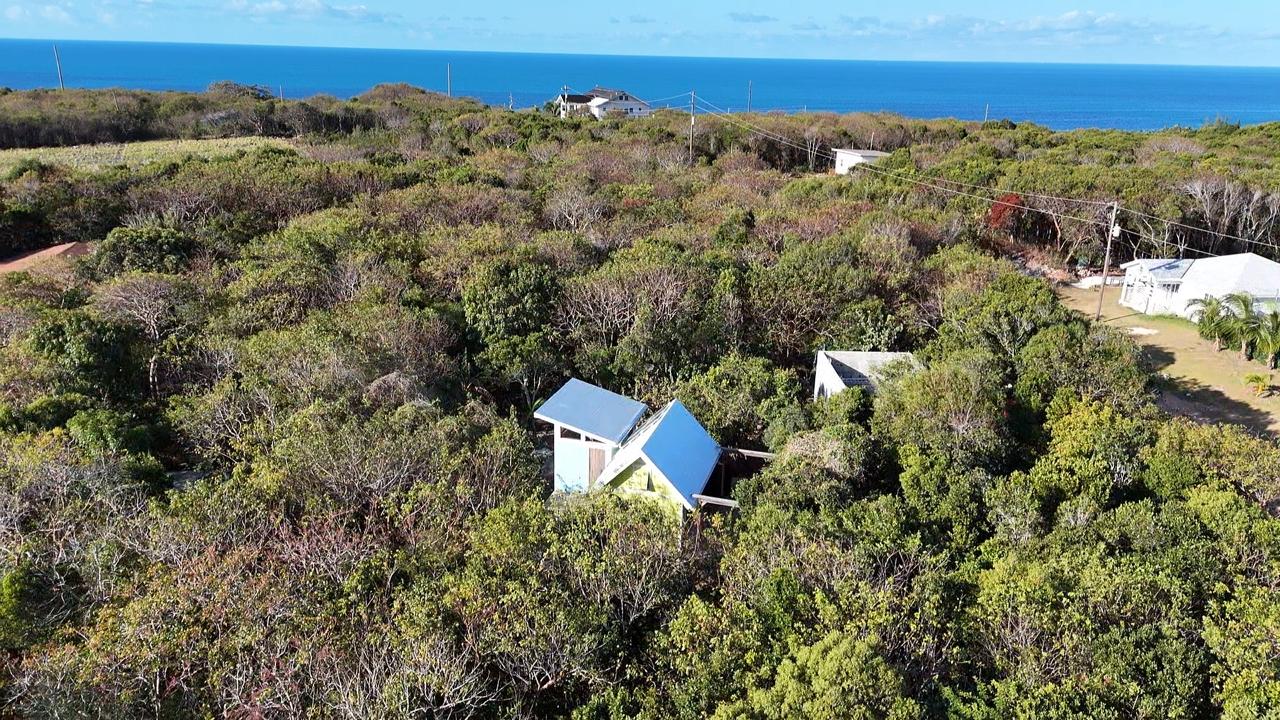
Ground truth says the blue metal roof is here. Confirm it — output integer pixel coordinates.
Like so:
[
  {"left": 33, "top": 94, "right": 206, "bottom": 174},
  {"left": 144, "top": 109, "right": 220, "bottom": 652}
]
[
  {"left": 534, "top": 378, "right": 649, "bottom": 444},
  {"left": 632, "top": 400, "right": 721, "bottom": 507}
]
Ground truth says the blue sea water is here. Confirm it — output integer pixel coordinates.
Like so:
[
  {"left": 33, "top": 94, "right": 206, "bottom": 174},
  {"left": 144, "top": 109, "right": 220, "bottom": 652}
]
[{"left": 3, "top": 38, "right": 1280, "bottom": 131}]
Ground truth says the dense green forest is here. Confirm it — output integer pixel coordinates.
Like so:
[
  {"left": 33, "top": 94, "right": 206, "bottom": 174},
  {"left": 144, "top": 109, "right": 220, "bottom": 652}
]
[{"left": 2, "top": 83, "right": 1280, "bottom": 718}]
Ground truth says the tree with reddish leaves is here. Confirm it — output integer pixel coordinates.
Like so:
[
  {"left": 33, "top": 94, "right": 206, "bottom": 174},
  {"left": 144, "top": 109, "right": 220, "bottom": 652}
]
[{"left": 987, "top": 192, "right": 1026, "bottom": 235}]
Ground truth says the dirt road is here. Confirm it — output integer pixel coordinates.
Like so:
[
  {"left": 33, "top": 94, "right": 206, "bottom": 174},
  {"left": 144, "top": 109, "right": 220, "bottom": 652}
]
[{"left": 1058, "top": 284, "right": 1280, "bottom": 437}]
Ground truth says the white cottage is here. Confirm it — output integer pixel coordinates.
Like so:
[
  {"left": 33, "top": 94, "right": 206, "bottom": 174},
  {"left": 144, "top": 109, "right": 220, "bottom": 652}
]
[
  {"left": 1119, "top": 252, "right": 1280, "bottom": 319},
  {"left": 813, "top": 350, "right": 917, "bottom": 399},
  {"left": 534, "top": 379, "right": 648, "bottom": 493},
  {"left": 554, "top": 87, "right": 652, "bottom": 120},
  {"left": 833, "top": 149, "right": 889, "bottom": 175}
]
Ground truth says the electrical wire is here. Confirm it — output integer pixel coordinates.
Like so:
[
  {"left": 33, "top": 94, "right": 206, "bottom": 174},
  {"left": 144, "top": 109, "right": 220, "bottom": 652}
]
[{"left": 689, "top": 92, "right": 1280, "bottom": 257}]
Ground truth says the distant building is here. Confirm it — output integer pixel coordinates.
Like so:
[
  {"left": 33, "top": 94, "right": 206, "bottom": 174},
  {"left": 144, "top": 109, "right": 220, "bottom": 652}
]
[
  {"left": 534, "top": 379, "right": 723, "bottom": 519},
  {"left": 554, "top": 86, "right": 652, "bottom": 120},
  {"left": 1119, "top": 252, "right": 1280, "bottom": 318},
  {"left": 534, "top": 379, "right": 648, "bottom": 493},
  {"left": 813, "top": 350, "right": 917, "bottom": 399},
  {"left": 833, "top": 149, "right": 890, "bottom": 175}
]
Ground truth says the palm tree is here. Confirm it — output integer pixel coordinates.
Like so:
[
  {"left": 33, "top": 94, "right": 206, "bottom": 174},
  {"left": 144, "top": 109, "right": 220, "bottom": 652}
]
[
  {"left": 1245, "top": 372, "right": 1273, "bottom": 397},
  {"left": 1187, "top": 295, "right": 1230, "bottom": 351},
  {"left": 1256, "top": 310, "right": 1280, "bottom": 369},
  {"left": 1224, "top": 292, "right": 1260, "bottom": 361}
]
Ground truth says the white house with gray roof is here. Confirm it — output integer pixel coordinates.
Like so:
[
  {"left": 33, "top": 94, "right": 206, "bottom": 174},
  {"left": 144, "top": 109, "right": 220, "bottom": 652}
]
[
  {"left": 554, "top": 87, "right": 651, "bottom": 119},
  {"left": 833, "top": 149, "right": 890, "bottom": 175},
  {"left": 1118, "top": 252, "right": 1280, "bottom": 318},
  {"left": 813, "top": 350, "right": 918, "bottom": 399}
]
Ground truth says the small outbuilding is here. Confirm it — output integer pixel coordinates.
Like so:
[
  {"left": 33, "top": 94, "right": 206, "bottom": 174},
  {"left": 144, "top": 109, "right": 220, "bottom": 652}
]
[
  {"left": 595, "top": 399, "right": 722, "bottom": 521},
  {"left": 534, "top": 379, "right": 730, "bottom": 520},
  {"left": 534, "top": 378, "right": 649, "bottom": 493},
  {"left": 833, "top": 149, "right": 889, "bottom": 175},
  {"left": 813, "top": 350, "right": 917, "bottom": 399},
  {"left": 1119, "top": 252, "right": 1280, "bottom": 318}
]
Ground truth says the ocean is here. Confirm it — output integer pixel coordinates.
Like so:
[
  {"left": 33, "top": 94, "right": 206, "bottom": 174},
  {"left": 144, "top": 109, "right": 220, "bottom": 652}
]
[{"left": 3, "top": 38, "right": 1280, "bottom": 131}]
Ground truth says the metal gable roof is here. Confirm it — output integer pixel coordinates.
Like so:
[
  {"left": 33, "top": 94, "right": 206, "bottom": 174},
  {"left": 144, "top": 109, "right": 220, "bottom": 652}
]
[
  {"left": 1121, "top": 258, "right": 1196, "bottom": 281},
  {"left": 1182, "top": 252, "right": 1280, "bottom": 295},
  {"left": 1124, "top": 253, "right": 1280, "bottom": 290},
  {"left": 628, "top": 400, "right": 721, "bottom": 508},
  {"left": 534, "top": 379, "right": 649, "bottom": 444},
  {"left": 821, "top": 351, "right": 917, "bottom": 388}
]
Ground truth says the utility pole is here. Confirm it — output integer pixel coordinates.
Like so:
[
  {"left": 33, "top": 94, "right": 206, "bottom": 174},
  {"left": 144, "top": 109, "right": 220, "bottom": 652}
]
[
  {"left": 984, "top": 103, "right": 990, "bottom": 123},
  {"left": 447, "top": 63, "right": 452, "bottom": 97},
  {"left": 52, "top": 44, "right": 65, "bottom": 90},
  {"left": 747, "top": 80, "right": 752, "bottom": 113},
  {"left": 509, "top": 91, "right": 514, "bottom": 110},
  {"left": 689, "top": 90, "right": 696, "bottom": 166},
  {"left": 1095, "top": 202, "right": 1121, "bottom": 321}
]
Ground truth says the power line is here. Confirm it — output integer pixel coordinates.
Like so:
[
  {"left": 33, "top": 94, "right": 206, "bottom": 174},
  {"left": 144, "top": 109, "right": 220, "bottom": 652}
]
[
  {"left": 692, "top": 95, "right": 1280, "bottom": 258},
  {"left": 1119, "top": 205, "right": 1280, "bottom": 255},
  {"left": 694, "top": 98, "right": 1111, "bottom": 228},
  {"left": 695, "top": 96, "right": 1117, "bottom": 210}
]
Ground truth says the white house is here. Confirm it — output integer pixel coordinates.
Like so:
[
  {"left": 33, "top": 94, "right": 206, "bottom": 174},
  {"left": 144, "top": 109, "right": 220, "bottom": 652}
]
[
  {"left": 534, "top": 379, "right": 649, "bottom": 493},
  {"left": 594, "top": 399, "right": 722, "bottom": 521},
  {"left": 554, "top": 92, "right": 595, "bottom": 118},
  {"left": 833, "top": 149, "right": 890, "bottom": 175},
  {"left": 813, "top": 350, "right": 917, "bottom": 399},
  {"left": 554, "top": 87, "right": 652, "bottom": 120},
  {"left": 1118, "top": 252, "right": 1280, "bottom": 319}
]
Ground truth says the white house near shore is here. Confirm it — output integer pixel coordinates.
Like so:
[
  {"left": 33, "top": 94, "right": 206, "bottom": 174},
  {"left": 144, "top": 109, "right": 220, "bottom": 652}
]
[
  {"left": 534, "top": 379, "right": 723, "bottom": 519},
  {"left": 1118, "top": 252, "right": 1280, "bottom": 319},
  {"left": 833, "top": 149, "right": 890, "bottom": 175},
  {"left": 813, "top": 350, "right": 917, "bottom": 399},
  {"left": 554, "top": 87, "right": 652, "bottom": 120}
]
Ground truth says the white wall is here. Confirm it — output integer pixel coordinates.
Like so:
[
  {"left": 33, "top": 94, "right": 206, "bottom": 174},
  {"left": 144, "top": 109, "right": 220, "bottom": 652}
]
[
  {"left": 1120, "top": 267, "right": 1183, "bottom": 316},
  {"left": 834, "top": 151, "right": 878, "bottom": 175},
  {"left": 812, "top": 352, "right": 848, "bottom": 399},
  {"left": 551, "top": 423, "right": 619, "bottom": 493},
  {"left": 589, "top": 100, "right": 652, "bottom": 119}
]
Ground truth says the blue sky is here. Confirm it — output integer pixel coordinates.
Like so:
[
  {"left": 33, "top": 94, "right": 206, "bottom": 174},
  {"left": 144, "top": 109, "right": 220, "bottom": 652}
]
[{"left": 2, "top": 1, "right": 1279, "bottom": 66}]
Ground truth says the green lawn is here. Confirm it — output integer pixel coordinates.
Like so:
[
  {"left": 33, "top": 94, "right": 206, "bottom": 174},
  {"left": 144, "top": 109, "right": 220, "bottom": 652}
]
[
  {"left": 1059, "top": 284, "right": 1280, "bottom": 437},
  {"left": 0, "top": 136, "right": 293, "bottom": 173}
]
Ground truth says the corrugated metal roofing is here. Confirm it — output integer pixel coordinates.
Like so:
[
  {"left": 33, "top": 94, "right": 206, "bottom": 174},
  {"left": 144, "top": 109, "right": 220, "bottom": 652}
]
[
  {"left": 625, "top": 400, "right": 721, "bottom": 508},
  {"left": 1183, "top": 253, "right": 1280, "bottom": 296},
  {"left": 1122, "top": 258, "right": 1196, "bottom": 281},
  {"left": 833, "top": 148, "right": 890, "bottom": 158},
  {"left": 822, "top": 351, "right": 917, "bottom": 388},
  {"left": 534, "top": 378, "right": 649, "bottom": 444}
]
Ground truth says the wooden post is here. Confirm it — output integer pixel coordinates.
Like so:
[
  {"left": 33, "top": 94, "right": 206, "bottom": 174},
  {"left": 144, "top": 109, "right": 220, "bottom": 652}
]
[
  {"left": 688, "top": 90, "right": 696, "bottom": 166},
  {"left": 1096, "top": 202, "right": 1121, "bottom": 321}
]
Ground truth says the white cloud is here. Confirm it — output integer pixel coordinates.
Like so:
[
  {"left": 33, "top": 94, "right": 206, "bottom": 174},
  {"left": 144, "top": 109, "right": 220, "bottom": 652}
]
[
  {"left": 4, "top": 4, "right": 27, "bottom": 20},
  {"left": 224, "top": 0, "right": 395, "bottom": 23},
  {"left": 729, "top": 12, "right": 776, "bottom": 24},
  {"left": 40, "top": 3, "right": 71, "bottom": 22},
  {"left": 822, "top": 10, "right": 1261, "bottom": 50}
]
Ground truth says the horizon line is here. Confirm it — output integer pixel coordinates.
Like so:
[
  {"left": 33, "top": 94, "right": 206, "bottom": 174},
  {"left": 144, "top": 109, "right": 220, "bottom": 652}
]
[{"left": 3, "top": 36, "right": 1280, "bottom": 72}]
